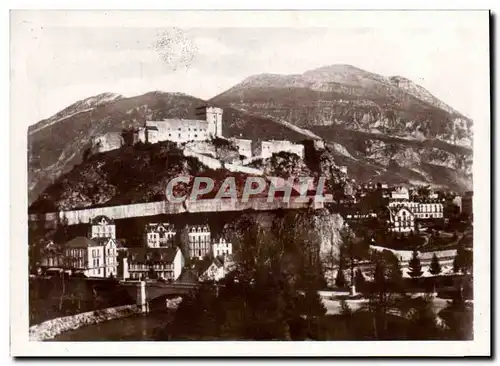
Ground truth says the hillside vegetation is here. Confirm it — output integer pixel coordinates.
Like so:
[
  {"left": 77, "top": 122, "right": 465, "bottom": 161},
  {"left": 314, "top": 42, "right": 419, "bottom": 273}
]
[
  {"left": 28, "top": 64, "right": 474, "bottom": 205},
  {"left": 28, "top": 92, "right": 307, "bottom": 204},
  {"left": 211, "top": 64, "right": 473, "bottom": 191}
]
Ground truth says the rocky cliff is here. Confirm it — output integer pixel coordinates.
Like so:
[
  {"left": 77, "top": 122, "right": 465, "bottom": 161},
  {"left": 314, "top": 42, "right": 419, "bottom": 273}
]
[
  {"left": 212, "top": 64, "right": 473, "bottom": 191},
  {"left": 28, "top": 92, "right": 309, "bottom": 204},
  {"left": 212, "top": 64, "right": 472, "bottom": 148},
  {"left": 28, "top": 64, "right": 473, "bottom": 206}
]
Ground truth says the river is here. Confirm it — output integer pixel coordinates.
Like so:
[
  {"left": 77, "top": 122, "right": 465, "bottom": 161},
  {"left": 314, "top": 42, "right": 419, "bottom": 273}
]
[
  {"left": 49, "top": 298, "right": 460, "bottom": 341},
  {"left": 50, "top": 311, "right": 173, "bottom": 341}
]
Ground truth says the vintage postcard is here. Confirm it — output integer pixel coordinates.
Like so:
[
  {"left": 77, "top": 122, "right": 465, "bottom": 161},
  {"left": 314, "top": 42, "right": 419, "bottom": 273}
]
[{"left": 10, "top": 9, "right": 490, "bottom": 357}]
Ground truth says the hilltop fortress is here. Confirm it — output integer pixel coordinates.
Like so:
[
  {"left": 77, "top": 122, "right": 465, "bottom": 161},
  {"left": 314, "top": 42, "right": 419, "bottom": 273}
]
[
  {"left": 137, "top": 106, "right": 223, "bottom": 144},
  {"left": 91, "top": 105, "right": 305, "bottom": 161}
]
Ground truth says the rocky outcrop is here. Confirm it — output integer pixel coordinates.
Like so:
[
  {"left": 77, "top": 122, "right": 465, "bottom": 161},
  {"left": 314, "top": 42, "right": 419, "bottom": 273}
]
[
  {"left": 388, "top": 76, "right": 459, "bottom": 116},
  {"left": 211, "top": 64, "right": 473, "bottom": 190},
  {"left": 29, "top": 304, "right": 143, "bottom": 341},
  {"left": 311, "top": 209, "right": 345, "bottom": 264},
  {"left": 28, "top": 92, "right": 207, "bottom": 204}
]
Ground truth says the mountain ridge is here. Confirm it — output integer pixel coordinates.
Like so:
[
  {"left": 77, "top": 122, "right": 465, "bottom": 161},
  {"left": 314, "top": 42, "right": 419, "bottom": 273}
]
[
  {"left": 27, "top": 64, "right": 473, "bottom": 205},
  {"left": 211, "top": 64, "right": 473, "bottom": 148}
]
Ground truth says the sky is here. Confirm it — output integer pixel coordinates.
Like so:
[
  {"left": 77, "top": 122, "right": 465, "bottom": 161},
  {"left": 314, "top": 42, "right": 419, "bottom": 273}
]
[{"left": 11, "top": 11, "right": 489, "bottom": 127}]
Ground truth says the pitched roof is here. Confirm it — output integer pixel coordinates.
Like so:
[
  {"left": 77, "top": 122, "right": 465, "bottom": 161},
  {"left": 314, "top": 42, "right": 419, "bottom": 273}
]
[
  {"left": 146, "top": 223, "right": 176, "bottom": 233},
  {"left": 92, "top": 237, "right": 114, "bottom": 246},
  {"left": 145, "top": 124, "right": 159, "bottom": 131},
  {"left": 127, "top": 247, "right": 179, "bottom": 263},
  {"left": 191, "top": 258, "right": 213, "bottom": 274},
  {"left": 389, "top": 205, "right": 414, "bottom": 217},
  {"left": 90, "top": 215, "right": 114, "bottom": 225},
  {"left": 145, "top": 119, "right": 208, "bottom": 133},
  {"left": 213, "top": 257, "right": 224, "bottom": 268},
  {"left": 65, "top": 237, "right": 99, "bottom": 248},
  {"left": 115, "top": 239, "right": 127, "bottom": 249},
  {"left": 211, "top": 233, "right": 229, "bottom": 243},
  {"left": 177, "top": 268, "right": 200, "bottom": 284},
  {"left": 192, "top": 257, "right": 225, "bottom": 276}
]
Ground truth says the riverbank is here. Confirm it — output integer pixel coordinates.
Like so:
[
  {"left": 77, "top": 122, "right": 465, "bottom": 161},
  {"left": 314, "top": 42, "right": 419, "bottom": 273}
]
[
  {"left": 29, "top": 276, "right": 134, "bottom": 326},
  {"left": 50, "top": 311, "right": 173, "bottom": 341},
  {"left": 29, "top": 304, "right": 144, "bottom": 341}
]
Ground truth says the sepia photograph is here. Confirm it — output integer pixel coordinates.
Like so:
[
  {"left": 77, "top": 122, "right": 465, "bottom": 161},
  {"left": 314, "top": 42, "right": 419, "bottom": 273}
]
[{"left": 10, "top": 9, "right": 491, "bottom": 357}]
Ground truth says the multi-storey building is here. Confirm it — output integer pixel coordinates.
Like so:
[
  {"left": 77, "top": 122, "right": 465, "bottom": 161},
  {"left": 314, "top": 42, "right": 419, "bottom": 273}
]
[
  {"left": 123, "top": 247, "right": 184, "bottom": 281},
  {"left": 188, "top": 224, "right": 211, "bottom": 259},
  {"left": 388, "top": 206, "right": 415, "bottom": 233},
  {"left": 40, "top": 216, "right": 120, "bottom": 277},
  {"left": 199, "top": 257, "right": 225, "bottom": 282},
  {"left": 39, "top": 241, "right": 64, "bottom": 270},
  {"left": 415, "top": 202, "right": 444, "bottom": 219},
  {"left": 88, "top": 215, "right": 116, "bottom": 239},
  {"left": 388, "top": 200, "right": 444, "bottom": 219},
  {"left": 390, "top": 186, "right": 410, "bottom": 201},
  {"left": 144, "top": 223, "right": 176, "bottom": 248},
  {"left": 136, "top": 106, "right": 223, "bottom": 144},
  {"left": 212, "top": 237, "right": 232, "bottom": 258},
  {"left": 462, "top": 191, "right": 473, "bottom": 217},
  {"left": 64, "top": 236, "right": 118, "bottom": 278}
]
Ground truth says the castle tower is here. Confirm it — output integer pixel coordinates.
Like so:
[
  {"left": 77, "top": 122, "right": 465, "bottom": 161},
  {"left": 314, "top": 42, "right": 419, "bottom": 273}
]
[{"left": 197, "top": 105, "right": 223, "bottom": 138}]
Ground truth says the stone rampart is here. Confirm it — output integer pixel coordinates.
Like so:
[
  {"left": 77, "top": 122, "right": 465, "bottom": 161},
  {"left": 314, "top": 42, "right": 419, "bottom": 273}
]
[{"left": 29, "top": 197, "right": 325, "bottom": 226}]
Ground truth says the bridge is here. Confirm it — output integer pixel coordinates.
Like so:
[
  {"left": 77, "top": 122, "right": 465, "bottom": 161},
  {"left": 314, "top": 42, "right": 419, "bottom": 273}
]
[{"left": 120, "top": 280, "right": 200, "bottom": 312}]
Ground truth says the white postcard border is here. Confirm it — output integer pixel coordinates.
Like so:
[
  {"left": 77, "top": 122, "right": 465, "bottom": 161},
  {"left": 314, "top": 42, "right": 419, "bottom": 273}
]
[{"left": 9, "top": 7, "right": 491, "bottom": 357}]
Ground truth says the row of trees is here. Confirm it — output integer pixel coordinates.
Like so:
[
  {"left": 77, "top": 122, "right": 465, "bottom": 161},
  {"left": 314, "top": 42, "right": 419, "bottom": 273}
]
[
  {"left": 334, "top": 226, "right": 472, "bottom": 289},
  {"left": 335, "top": 245, "right": 473, "bottom": 340},
  {"left": 157, "top": 211, "right": 473, "bottom": 340},
  {"left": 408, "top": 239, "right": 473, "bottom": 278},
  {"left": 335, "top": 245, "right": 472, "bottom": 288}
]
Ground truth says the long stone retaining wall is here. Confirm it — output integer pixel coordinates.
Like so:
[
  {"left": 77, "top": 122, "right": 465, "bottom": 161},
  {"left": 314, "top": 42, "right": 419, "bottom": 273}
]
[
  {"left": 29, "top": 304, "right": 143, "bottom": 341},
  {"left": 29, "top": 197, "right": 327, "bottom": 226}
]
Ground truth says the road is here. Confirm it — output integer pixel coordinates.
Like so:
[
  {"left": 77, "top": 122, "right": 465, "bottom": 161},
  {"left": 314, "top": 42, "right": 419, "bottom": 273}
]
[{"left": 322, "top": 296, "right": 464, "bottom": 315}]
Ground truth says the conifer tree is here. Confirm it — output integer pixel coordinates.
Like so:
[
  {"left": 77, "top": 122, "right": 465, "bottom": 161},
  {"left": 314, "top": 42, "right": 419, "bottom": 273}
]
[
  {"left": 408, "top": 250, "right": 423, "bottom": 278},
  {"left": 429, "top": 253, "right": 442, "bottom": 275},
  {"left": 373, "top": 260, "right": 387, "bottom": 293},
  {"left": 453, "top": 241, "right": 472, "bottom": 274},
  {"left": 386, "top": 253, "right": 404, "bottom": 292},
  {"left": 354, "top": 268, "right": 366, "bottom": 289},
  {"left": 335, "top": 267, "right": 347, "bottom": 288},
  {"left": 387, "top": 253, "right": 403, "bottom": 282}
]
